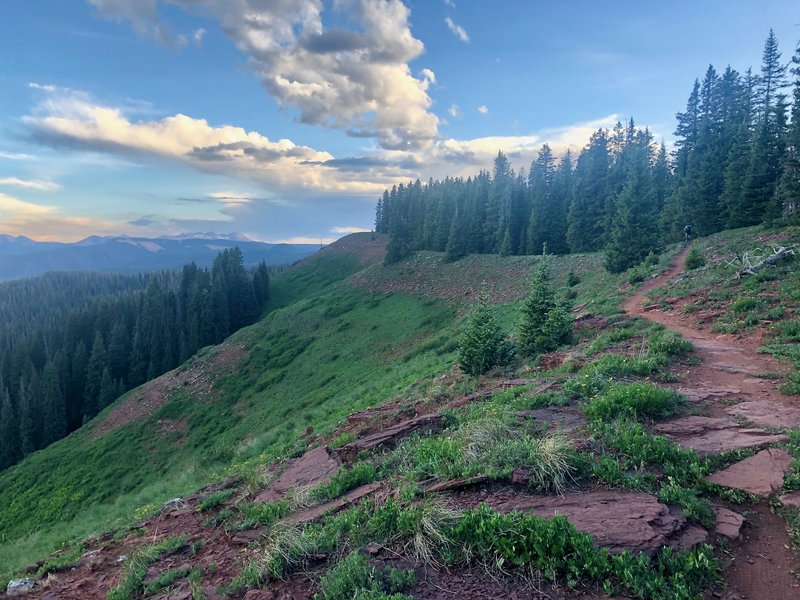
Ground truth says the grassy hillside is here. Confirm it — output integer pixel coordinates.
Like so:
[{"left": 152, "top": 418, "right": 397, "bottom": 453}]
[{"left": 0, "top": 233, "right": 624, "bottom": 578}]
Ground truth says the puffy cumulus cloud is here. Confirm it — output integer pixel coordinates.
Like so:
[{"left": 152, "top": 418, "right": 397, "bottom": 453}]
[
  {"left": 25, "top": 86, "right": 397, "bottom": 195},
  {"left": 444, "top": 17, "right": 469, "bottom": 43},
  {"left": 447, "top": 104, "right": 461, "bottom": 118},
  {"left": 0, "top": 177, "right": 61, "bottom": 191},
  {"left": 89, "top": 0, "right": 440, "bottom": 150},
  {"left": 0, "top": 192, "right": 124, "bottom": 241}
]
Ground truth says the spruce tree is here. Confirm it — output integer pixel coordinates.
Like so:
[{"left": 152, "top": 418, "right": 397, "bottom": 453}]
[
  {"left": 518, "top": 259, "right": 571, "bottom": 355},
  {"left": 41, "top": 361, "right": 66, "bottom": 446},
  {"left": 457, "top": 292, "right": 514, "bottom": 376},
  {"left": 605, "top": 141, "right": 661, "bottom": 273},
  {"left": 18, "top": 377, "right": 36, "bottom": 456},
  {"left": 0, "top": 385, "right": 20, "bottom": 468},
  {"left": 84, "top": 331, "right": 107, "bottom": 418}
]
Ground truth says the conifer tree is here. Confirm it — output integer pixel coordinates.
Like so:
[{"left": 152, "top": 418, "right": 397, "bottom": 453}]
[
  {"left": 41, "top": 361, "right": 66, "bottom": 445},
  {"left": 457, "top": 292, "right": 514, "bottom": 376},
  {"left": 568, "top": 129, "right": 610, "bottom": 252},
  {"left": 0, "top": 385, "right": 19, "bottom": 468},
  {"left": 18, "top": 377, "right": 36, "bottom": 456},
  {"left": 605, "top": 141, "right": 661, "bottom": 273},
  {"left": 518, "top": 259, "right": 571, "bottom": 355},
  {"left": 84, "top": 331, "right": 107, "bottom": 418}
]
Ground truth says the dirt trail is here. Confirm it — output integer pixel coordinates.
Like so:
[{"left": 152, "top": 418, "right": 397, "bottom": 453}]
[{"left": 623, "top": 246, "right": 800, "bottom": 599}]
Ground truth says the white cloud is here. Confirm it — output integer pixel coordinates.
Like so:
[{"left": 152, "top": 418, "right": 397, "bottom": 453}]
[
  {"left": 419, "top": 68, "right": 436, "bottom": 85},
  {"left": 444, "top": 16, "right": 469, "bottom": 43},
  {"left": 193, "top": 28, "right": 205, "bottom": 46},
  {"left": 271, "top": 236, "right": 333, "bottom": 244},
  {"left": 89, "top": 0, "right": 440, "bottom": 150},
  {"left": 443, "top": 0, "right": 455, "bottom": 7},
  {"left": 0, "top": 151, "right": 38, "bottom": 161},
  {"left": 207, "top": 191, "right": 253, "bottom": 204},
  {"left": 0, "top": 192, "right": 121, "bottom": 240},
  {"left": 477, "top": 105, "right": 489, "bottom": 114},
  {"left": 331, "top": 225, "right": 370, "bottom": 234},
  {"left": 0, "top": 177, "right": 61, "bottom": 191},
  {"left": 447, "top": 103, "right": 461, "bottom": 118},
  {"left": 88, "top": 0, "right": 188, "bottom": 49},
  {"left": 25, "top": 86, "right": 395, "bottom": 195}
]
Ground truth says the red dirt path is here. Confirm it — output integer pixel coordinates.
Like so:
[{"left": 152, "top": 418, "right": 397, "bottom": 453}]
[{"left": 624, "top": 246, "right": 800, "bottom": 600}]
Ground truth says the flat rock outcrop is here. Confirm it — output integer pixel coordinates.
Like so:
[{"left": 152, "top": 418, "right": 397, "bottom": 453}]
[
  {"left": 655, "top": 416, "right": 786, "bottom": 457},
  {"left": 706, "top": 449, "right": 793, "bottom": 497},
  {"left": 455, "top": 489, "right": 706, "bottom": 555},
  {"left": 678, "top": 387, "right": 741, "bottom": 403},
  {"left": 338, "top": 413, "right": 444, "bottom": 462},
  {"left": 726, "top": 400, "right": 800, "bottom": 429},
  {"left": 255, "top": 445, "right": 341, "bottom": 503},
  {"left": 287, "top": 482, "right": 384, "bottom": 524}
]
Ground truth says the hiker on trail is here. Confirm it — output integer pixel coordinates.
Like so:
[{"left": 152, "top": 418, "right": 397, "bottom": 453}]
[{"left": 684, "top": 224, "right": 693, "bottom": 241}]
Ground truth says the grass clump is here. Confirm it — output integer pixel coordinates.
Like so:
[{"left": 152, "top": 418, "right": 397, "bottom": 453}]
[
  {"left": 107, "top": 535, "right": 186, "bottom": 600},
  {"left": 584, "top": 383, "right": 682, "bottom": 422},
  {"left": 311, "top": 462, "right": 381, "bottom": 502},
  {"left": 396, "top": 419, "right": 574, "bottom": 493},
  {"left": 142, "top": 566, "right": 195, "bottom": 596},
  {"left": 196, "top": 488, "right": 236, "bottom": 512},
  {"left": 315, "top": 551, "right": 414, "bottom": 600}
]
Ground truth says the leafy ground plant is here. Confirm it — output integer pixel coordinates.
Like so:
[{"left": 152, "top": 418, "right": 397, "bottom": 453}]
[{"left": 314, "top": 551, "right": 414, "bottom": 600}]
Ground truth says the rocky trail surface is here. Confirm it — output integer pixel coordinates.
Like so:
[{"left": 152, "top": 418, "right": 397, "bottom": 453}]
[{"left": 624, "top": 246, "right": 800, "bottom": 600}]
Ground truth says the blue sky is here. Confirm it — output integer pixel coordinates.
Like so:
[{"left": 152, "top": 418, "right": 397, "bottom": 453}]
[{"left": 0, "top": 0, "right": 798, "bottom": 242}]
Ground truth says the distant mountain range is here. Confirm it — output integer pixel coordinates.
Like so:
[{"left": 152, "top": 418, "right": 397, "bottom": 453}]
[{"left": 0, "top": 232, "right": 321, "bottom": 280}]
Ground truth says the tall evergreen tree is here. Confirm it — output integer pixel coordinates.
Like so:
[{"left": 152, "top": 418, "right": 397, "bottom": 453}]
[
  {"left": 568, "top": 129, "right": 611, "bottom": 252},
  {"left": 84, "top": 331, "right": 107, "bottom": 418}
]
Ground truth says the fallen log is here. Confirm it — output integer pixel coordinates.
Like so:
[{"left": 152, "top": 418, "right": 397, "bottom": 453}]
[{"left": 727, "top": 246, "right": 796, "bottom": 278}]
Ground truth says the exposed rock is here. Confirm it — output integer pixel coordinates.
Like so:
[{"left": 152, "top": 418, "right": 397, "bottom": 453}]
[
  {"left": 706, "top": 449, "right": 793, "bottom": 497},
  {"left": 779, "top": 491, "right": 800, "bottom": 508},
  {"left": 654, "top": 416, "right": 786, "bottom": 457},
  {"left": 255, "top": 445, "right": 341, "bottom": 504},
  {"left": 710, "top": 362, "right": 758, "bottom": 375},
  {"left": 286, "top": 482, "right": 383, "bottom": 524},
  {"left": 469, "top": 490, "right": 703, "bottom": 554},
  {"left": 231, "top": 529, "right": 266, "bottom": 545},
  {"left": 726, "top": 400, "right": 800, "bottom": 430},
  {"left": 715, "top": 507, "right": 745, "bottom": 540},
  {"left": 116, "top": 554, "right": 128, "bottom": 564},
  {"left": 423, "top": 476, "right": 492, "bottom": 494},
  {"left": 7, "top": 579, "right": 36, "bottom": 596},
  {"left": 678, "top": 387, "right": 740, "bottom": 402},
  {"left": 161, "top": 497, "right": 186, "bottom": 512},
  {"left": 338, "top": 414, "right": 444, "bottom": 462},
  {"left": 516, "top": 406, "right": 587, "bottom": 433}
]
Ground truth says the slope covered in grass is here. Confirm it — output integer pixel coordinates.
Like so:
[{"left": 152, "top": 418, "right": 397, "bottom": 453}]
[{"left": 0, "top": 233, "right": 624, "bottom": 578}]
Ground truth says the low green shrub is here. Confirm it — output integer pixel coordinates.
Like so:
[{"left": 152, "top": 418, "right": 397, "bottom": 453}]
[
  {"left": 684, "top": 247, "right": 706, "bottom": 270},
  {"left": 448, "top": 505, "right": 718, "bottom": 599},
  {"left": 731, "top": 297, "right": 759, "bottom": 314},
  {"left": 567, "top": 270, "right": 581, "bottom": 287},
  {"left": 584, "top": 383, "right": 681, "bottom": 422},
  {"left": 315, "top": 551, "right": 413, "bottom": 600}
]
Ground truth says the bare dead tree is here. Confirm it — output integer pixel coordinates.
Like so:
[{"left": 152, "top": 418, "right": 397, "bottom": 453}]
[{"left": 724, "top": 246, "right": 796, "bottom": 278}]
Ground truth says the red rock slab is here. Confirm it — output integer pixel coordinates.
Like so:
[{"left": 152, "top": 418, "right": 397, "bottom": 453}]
[
  {"left": 464, "top": 489, "right": 704, "bottom": 555},
  {"left": 286, "top": 482, "right": 383, "bottom": 524},
  {"left": 255, "top": 445, "right": 341, "bottom": 504},
  {"left": 655, "top": 416, "right": 786, "bottom": 457},
  {"left": 726, "top": 400, "right": 800, "bottom": 430},
  {"left": 338, "top": 413, "right": 444, "bottom": 462},
  {"left": 779, "top": 491, "right": 800, "bottom": 508},
  {"left": 715, "top": 507, "right": 745, "bottom": 540},
  {"left": 678, "top": 387, "right": 740, "bottom": 402},
  {"left": 706, "top": 449, "right": 794, "bottom": 497}
]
